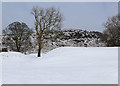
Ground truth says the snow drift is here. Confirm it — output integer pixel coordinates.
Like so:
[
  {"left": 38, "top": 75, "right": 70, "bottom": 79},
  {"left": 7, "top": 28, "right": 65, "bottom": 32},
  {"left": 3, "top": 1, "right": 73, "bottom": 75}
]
[{"left": 1, "top": 47, "right": 118, "bottom": 84}]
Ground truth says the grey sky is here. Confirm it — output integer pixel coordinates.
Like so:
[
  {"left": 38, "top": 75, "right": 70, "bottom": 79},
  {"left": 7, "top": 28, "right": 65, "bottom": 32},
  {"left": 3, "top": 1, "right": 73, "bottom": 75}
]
[
  {"left": 2, "top": 2, "right": 118, "bottom": 32},
  {"left": 0, "top": 2, "right": 2, "bottom": 35}
]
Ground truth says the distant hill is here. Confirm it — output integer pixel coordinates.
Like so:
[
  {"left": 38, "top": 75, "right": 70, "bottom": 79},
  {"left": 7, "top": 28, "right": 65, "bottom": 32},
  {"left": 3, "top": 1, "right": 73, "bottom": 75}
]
[
  {"left": 31, "top": 29, "right": 106, "bottom": 53},
  {"left": 2, "top": 29, "right": 106, "bottom": 53}
]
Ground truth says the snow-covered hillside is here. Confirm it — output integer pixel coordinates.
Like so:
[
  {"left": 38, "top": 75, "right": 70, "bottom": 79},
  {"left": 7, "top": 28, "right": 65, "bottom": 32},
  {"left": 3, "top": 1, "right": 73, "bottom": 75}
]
[
  {"left": 31, "top": 29, "right": 106, "bottom": 53},
  {"left": 1, "top": 47, "right": 118, "bottom": 84}
]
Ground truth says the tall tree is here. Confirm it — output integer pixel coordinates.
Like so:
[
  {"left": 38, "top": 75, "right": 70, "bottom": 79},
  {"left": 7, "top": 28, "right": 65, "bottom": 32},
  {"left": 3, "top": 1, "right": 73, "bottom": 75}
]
[
  {"left": 102, "top": 15, "right": 120, "bottom": 46},
  {"left": 31, "top": 6, "right": 63, "bottom": 57},
  {"left": 3, "top": 22, "right": 33, "bottom": 53}
]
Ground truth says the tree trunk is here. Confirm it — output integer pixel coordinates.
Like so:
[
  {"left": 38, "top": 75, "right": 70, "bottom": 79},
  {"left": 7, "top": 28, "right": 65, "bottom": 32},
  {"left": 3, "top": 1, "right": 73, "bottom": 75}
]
[
  {"left": 17, "top": 46, "right": 20, "bottom": 52},
  {"left": 37, "top": 31, "right": 42, "bottom": 57},
  {"left": 38, "top": 44, "right": 41, "bottom": 57},
  {"left": 37, "top": 34, "right": 42, "bottom": 57}
]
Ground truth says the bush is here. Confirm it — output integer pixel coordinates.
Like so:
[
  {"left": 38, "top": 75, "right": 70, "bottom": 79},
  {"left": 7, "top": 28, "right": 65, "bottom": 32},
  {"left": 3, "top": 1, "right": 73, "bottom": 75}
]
[{"left": 102, "top": 15, "right": 120, "bottom": 46}]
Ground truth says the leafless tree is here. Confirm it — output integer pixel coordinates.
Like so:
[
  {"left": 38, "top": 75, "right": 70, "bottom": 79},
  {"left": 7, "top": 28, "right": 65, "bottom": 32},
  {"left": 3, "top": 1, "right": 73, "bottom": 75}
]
[
  {"left": 102, "top": 14, "right": 120, "bottom": 46},
  {"left": 31, "top": 6, "right": 63, "bottom": 57},
  {"left": 2, "top": 22, "right": 33, "bottom": 53}
]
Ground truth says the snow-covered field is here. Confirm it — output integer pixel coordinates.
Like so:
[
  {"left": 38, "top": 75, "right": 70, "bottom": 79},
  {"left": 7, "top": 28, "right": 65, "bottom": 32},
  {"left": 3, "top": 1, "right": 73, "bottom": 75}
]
[
  {"left": 0, "top": 52, "right": 2, "bottom": 86},
  {"left": 1, "top": 47, "right": 118, "bottom": 84}
]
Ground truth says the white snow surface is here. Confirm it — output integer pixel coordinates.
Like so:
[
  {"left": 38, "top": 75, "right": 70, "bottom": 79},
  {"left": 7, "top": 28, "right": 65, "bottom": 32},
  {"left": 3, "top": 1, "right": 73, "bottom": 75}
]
[
  {"left": 1, "top": 47, "right": 118, "bottom": 84},
  {"left": 0, "top": 53, "right": 2, "bottom": 86}
]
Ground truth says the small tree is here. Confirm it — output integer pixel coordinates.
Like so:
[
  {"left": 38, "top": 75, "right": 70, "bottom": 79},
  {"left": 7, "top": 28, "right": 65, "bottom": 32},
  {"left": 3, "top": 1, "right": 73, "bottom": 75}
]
[
  {"left": 102, "top": 15, "right": 120, "bottom": 46},
  {"left": 3, "top": 22, "right": 33, "bottom": 53},
  {"left": 31, "top": 6, "right": 63, "bottom": 57}
]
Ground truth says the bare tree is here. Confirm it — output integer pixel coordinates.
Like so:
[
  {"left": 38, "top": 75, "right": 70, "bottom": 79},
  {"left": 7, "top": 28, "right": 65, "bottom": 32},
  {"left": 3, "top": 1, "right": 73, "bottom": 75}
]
[
  {"left": 3, "top": 22, "right": 33, "bottom": 53},
  {"left": 31, "top": 6, "right": 63, "bottom": 57},
  {"left": 102, "top": 15, "right": 120, "bottom": 46}
]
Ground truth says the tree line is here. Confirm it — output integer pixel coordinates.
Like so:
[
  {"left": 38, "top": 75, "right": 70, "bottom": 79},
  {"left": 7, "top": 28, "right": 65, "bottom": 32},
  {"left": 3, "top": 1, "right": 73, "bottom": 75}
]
[{"left": 2, "top": 6, "right": 120, "bottom": 57}]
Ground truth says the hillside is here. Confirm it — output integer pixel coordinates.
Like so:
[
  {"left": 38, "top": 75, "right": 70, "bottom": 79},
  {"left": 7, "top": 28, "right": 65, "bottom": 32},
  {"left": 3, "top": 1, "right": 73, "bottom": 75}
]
[
  {"left": 31, "top": 29, "right": 106, "bottom": 53},
  {"left": 1, "top": 47, "right": 118, "bottom": 84}
]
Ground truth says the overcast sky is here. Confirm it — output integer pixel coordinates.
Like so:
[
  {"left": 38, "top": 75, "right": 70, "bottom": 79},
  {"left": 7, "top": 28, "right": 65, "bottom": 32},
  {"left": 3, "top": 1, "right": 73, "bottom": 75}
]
[{"left": 2, "top": 2, "right": 118, "bottom": 32}]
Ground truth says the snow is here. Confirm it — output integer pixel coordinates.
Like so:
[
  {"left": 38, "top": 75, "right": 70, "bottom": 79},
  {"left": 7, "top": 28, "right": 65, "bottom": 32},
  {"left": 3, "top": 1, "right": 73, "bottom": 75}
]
[
  {"left": 1, "top": 47, "right": 118, "bottom": 84},
  {"left": 0, "top": 53, "right": 2, "bottom": 86}
]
